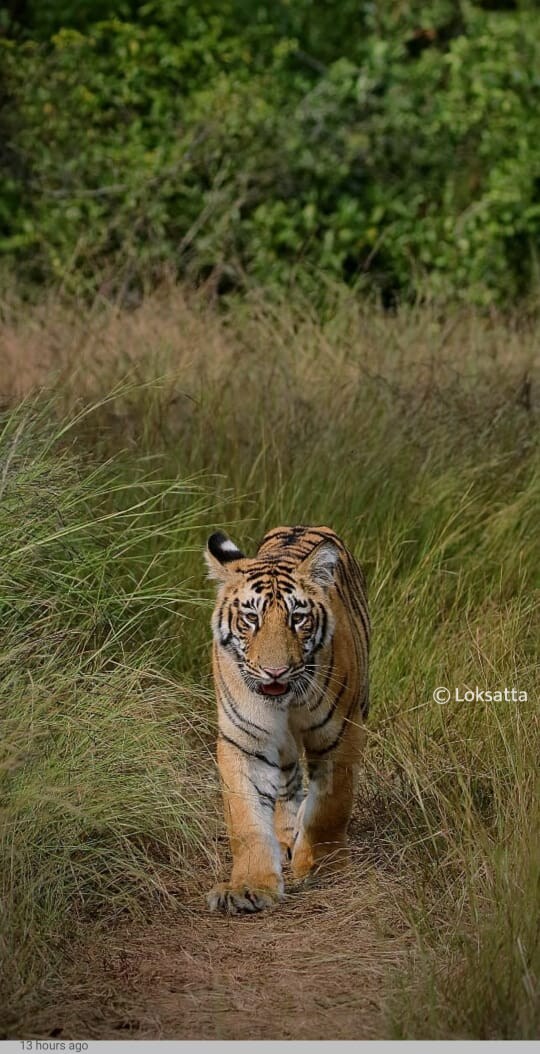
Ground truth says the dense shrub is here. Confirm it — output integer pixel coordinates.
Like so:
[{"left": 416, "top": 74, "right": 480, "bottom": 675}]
[{"left": 1, "top": 2, "right": 539, "bottom": 301}]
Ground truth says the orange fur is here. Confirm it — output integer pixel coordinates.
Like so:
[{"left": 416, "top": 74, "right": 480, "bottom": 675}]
[{"left": 205, "top": 525, "right": 369, "bottom": 915}]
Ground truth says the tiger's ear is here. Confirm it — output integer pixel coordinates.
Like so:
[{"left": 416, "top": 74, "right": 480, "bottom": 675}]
[
  {"left": 204, "top": 531, "right": 245, "bottom": 581},
  {"left": 299, "top": 539, "right": 340, "bottom": 589}
]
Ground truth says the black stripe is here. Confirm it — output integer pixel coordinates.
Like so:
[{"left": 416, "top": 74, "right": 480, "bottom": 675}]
[
  {"left": 259, "top": 526, "right": 307, "bottom": 547},
  {"left": 245, "top": 566, "right": 298, "bottom": 586},
  {"left": 219, "top": 691, "right": 267, "bottom": 740},
  {"left": 307, "top": 643, "right": 335, "bottom": 711},
  {"left": 340, "top": 562, "right": 371, "bottom": 639},
  {"left": 311, "top": 603, "right": 327, "bottom": 654},
  {"left": 281, "top": 761, "right": 300, "bottom": 786},
  {"left": 306, "top": 674, "right": 348, "bottom": 732},
  {"left": 248, "top": 777, "right": 277, "bottom": 809},
  {"left": 341, "top": 569, "right": 371, "bottom": 682},
  {"left": 320, "top": 603, "right": 328, "bottom": 641},
  {"left": 219, "top": 732, "right": 296, "bottom": 771},
  {"left": 216, "top": 659, "right": 269, "bottom": 736},
  {"left": 335, "top": 577, "right": 369, "bottom": 725},
  {"left": 336, "top": 578, "right": 370, "bottom": 657},
  {"left": 334, "top": 577, "right": 367, "bottom": 709},
  {"left": 306, "top": 528, "right": 343, "bottom": 548},
  {"left": 259, "top": 527, "right": 293, "bottom": 545},
  {"left": 339, "top": 562, "right": 365, "bottom": 619},
  {"left": 349, "top": 553, "right": 368, "bottom": 602},
  {"left": 279, "top": 763, "right": 303, "bottom": 799},
  {"left": 287, "top": 542, "right": 312, "bottom": 556},
  {"left": 279, "top": 781, "right": 303, "bottom": 802},
  {"left": 308, "top": 692, "right": 359, "bottom": 758}
]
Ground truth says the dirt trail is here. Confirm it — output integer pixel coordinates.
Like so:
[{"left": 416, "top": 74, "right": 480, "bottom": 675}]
[{"left": 33, "top": 828, "right": 411, "bottom": 1041}]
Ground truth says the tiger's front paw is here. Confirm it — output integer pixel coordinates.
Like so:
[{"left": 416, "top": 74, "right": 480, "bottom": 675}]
[{"left": 207, "top": 881, "right": 283, "bottom": 915}]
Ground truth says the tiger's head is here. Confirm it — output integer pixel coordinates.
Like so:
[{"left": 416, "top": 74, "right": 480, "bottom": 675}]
[{"left": 205, "top": 530, "right": 339, "bottom": 703}]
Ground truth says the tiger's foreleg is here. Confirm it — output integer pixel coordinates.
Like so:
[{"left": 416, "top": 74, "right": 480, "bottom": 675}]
[
  {"left": 274, "top": 760, "right": 305, "bottom": 865},
  {"left": 207, "top": 737, "right": 284, "bottom": 914},
  {"left": 293, "top": 710, "right": 365, "bottom": 881},
  {"left": 291, "top": 758, "right": 356, "bottom": 879}
]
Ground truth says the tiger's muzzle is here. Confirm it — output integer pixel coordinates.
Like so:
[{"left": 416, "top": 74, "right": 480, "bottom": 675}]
[{"left": 255, "top": 663, "right": 307, "bottom": 698}]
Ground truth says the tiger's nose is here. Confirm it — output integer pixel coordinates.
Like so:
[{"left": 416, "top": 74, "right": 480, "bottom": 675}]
[{"left": 262, "top": 666, "right": 289, "bottom": 680}]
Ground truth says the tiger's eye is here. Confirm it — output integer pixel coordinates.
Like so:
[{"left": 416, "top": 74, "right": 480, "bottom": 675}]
[{"left": 240, "top": 612, "right": 258, "bottom": 628}]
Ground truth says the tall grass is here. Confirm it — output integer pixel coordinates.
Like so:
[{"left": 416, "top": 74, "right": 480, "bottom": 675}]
[
  {"left": 1, "top": 285, "right": 538, "bottom": 1037},
  {"left": 0, "top": 404, "right": 219, "bottom": 1031}
]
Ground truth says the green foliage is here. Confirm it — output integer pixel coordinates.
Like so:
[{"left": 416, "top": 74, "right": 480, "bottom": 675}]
[{"left": 1, "top": 3, "right": 540, "bottom": 300}]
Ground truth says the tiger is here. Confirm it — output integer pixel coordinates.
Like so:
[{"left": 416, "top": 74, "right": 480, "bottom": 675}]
[{"left": 204, "top": 524, "right": 370, "bottom": 915}]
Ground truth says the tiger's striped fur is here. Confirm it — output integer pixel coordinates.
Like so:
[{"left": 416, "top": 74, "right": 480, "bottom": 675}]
[{"left": 205, "top": 524, "right": 370, "bottom": 915}]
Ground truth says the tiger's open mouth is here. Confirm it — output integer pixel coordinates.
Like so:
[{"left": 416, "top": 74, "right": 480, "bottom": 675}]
[{"left": 259, "top": 680, "right": 289, "bottom": 697}]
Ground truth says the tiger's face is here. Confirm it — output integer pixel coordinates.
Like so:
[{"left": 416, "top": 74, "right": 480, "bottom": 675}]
[{"left": 205, "top": 531, "right": 339, "bottom": 702}]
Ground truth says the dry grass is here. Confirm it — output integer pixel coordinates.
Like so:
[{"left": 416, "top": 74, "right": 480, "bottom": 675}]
[{"left": 1, "top": 283, "right": 538, "bottom": 1039}]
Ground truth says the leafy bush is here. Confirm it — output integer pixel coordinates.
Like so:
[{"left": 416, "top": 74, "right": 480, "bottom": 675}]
[{"left": 1, "top": 3, "right": 540, "bottom": 301}]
